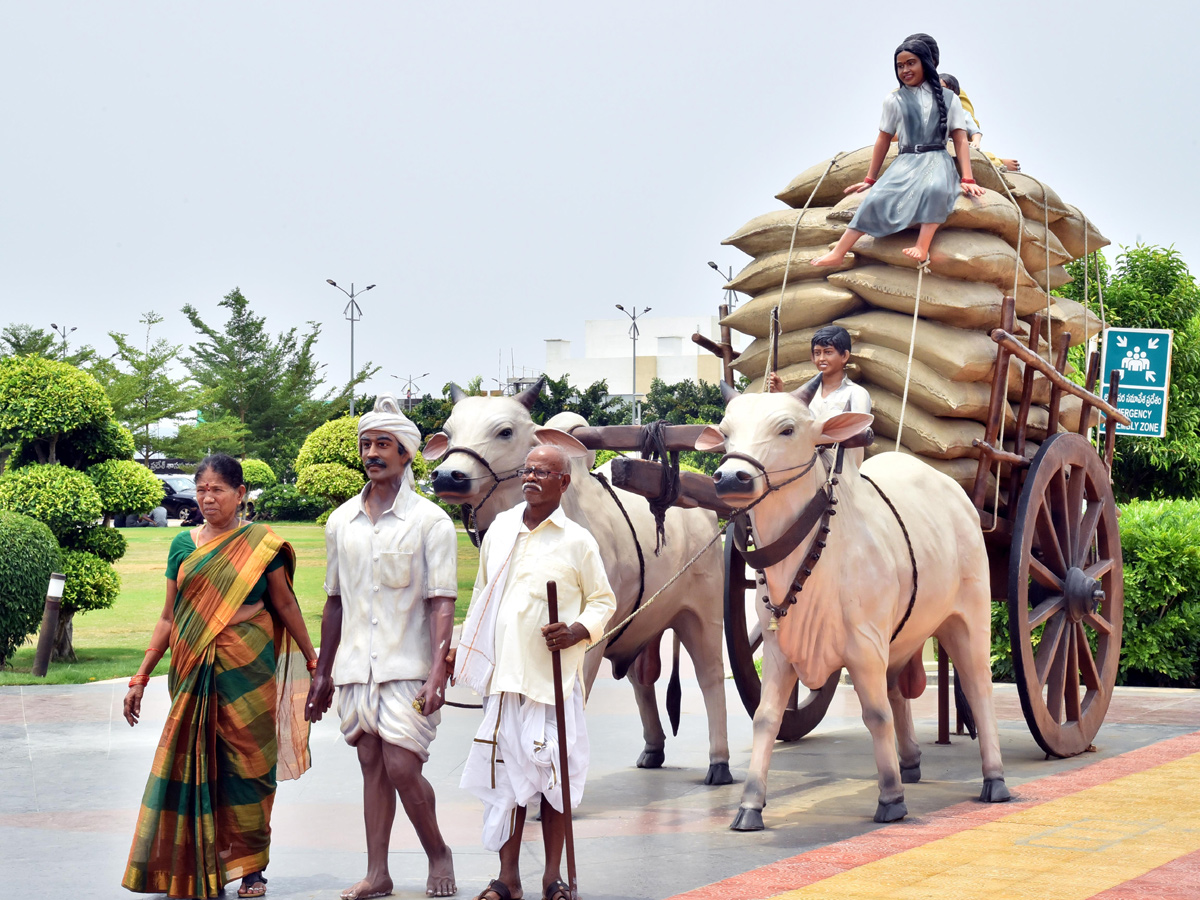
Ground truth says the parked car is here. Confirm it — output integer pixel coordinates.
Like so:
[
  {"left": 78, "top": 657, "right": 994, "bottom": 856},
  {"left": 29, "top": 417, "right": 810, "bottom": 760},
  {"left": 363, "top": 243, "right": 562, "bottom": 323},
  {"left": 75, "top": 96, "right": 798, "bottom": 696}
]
[{"left": 157, "top": 474, "right": 203, "bottom": 523}]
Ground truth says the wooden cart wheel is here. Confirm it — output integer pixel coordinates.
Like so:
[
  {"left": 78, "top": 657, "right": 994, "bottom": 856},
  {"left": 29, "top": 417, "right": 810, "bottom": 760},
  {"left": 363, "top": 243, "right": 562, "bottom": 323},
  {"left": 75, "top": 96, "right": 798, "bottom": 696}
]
[
  {"left": 1008, "top": 432, "right": 1124, "bottom": 758},
  {"left": 723, "top": 522, "right": 838, "bottom": 742}
]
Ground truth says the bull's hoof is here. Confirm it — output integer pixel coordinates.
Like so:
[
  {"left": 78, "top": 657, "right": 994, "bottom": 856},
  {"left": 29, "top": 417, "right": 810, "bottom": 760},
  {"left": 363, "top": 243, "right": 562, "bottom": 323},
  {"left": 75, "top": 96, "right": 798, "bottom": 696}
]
[
  {"left": 704, "top": 762, "right": 733, "bottom": 786},
  {"left": 979, "top": 777, "right": 1011, "bottom": 803},
  {"left": 900, "top": 763, "right": 921, "bottom": 784},
  {"left": 637, "top": 748, "right": 665, "bottom": 769},
  {"left": 730, "top": 807, "right": 764, "bottom": 831},
  {"left": 874, "top": 798, "right": 908, "bottom": 823}
]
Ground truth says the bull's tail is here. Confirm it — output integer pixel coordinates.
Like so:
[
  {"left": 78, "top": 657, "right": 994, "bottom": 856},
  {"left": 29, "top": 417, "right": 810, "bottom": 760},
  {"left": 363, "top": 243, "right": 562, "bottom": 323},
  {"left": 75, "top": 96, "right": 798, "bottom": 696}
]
[{"left": 667, "top": 633, "right": 682, "bottom": 736}]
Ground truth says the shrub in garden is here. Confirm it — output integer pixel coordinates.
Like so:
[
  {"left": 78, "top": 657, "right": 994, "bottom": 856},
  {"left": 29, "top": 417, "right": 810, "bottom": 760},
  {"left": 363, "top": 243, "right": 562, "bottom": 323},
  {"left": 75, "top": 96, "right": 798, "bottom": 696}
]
[
  {"left": 0, "top": 356, "right": 113, "bottom": 465},
  {"left": 297, "top": 462, "right": 365, "bottom": 506},
  {"left": 0, "top": 464, "right": 103, "bottom": 536},
  {"left": 295, "top": 416, "right": 363, "bottom": 473},
  {"left": 57, "top": 550, "right": 121, "bottom": 657},
  {"left": 240, "top": 458, "right": 276, "bottom": 490},
  {"left": 87, "top": 458, "right": 164, "bottom": 516},
  {"left": 256, "top": 484, "right": 330, "bottom": 521},
  {"left": 0, "top": 512, "right": 61, "bottom": 666},
  {"left": 62, "top": 525, "right": 127, "bottom": 564}
]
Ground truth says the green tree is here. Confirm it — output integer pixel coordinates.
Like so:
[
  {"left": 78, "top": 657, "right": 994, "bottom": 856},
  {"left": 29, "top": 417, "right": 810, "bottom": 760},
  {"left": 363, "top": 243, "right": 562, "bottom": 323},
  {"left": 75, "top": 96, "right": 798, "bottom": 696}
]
[
  {"left": 530, "top": 375, "right": 631, "bottom": 426},
  {"left": 0, "top": 356, "right": 114, "bottom": 466},
  {"left": 1070, "top": 246, "right": 1200, "bottom": 500},
  {"left": 240, "top": 459, "right": 276, "bottom": 490},
  {"left": 641, "top": 377, "right": 727, "bottom": 473},
  {"left": 182, "top": 288, "right": 378, "bottom": 478},
  {"left": 0, "top": 324, "right": 56, "bottom": 358},
  {"left": 98, "top": 312, "right": 198, "bottom": 463}
]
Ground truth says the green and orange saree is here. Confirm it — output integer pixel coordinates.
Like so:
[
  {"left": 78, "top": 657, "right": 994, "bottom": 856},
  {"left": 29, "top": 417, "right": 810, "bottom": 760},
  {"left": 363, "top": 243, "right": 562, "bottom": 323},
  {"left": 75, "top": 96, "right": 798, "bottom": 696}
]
[{"left": 123, "top": 524, "right": 311, "bottom": 899}]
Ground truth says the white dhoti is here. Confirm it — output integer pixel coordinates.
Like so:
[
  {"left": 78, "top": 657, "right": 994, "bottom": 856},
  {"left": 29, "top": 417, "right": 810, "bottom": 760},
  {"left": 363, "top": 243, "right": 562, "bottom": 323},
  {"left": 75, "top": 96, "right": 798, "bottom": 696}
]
[
  {"left": 460, "top": 689, "right": 588, "bottom": 851},
  {"left": 337, "top": 677, "right": 440, "bottom": 762}
]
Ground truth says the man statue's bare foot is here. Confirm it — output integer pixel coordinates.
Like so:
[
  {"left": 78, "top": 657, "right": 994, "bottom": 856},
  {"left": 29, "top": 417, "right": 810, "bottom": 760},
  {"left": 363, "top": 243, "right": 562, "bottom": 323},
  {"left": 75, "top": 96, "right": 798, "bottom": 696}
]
[
  {"left": 341, "top": 875, "right": 394, "bottom": 900},
  {"left": 1001, "top": 158, "right": 1020, "bottom": 171},
  {"left": 901, "top": 246, "right": 929, "bottom": 262},
  {"left": 427, "top": 847, "right": 457, "bottom": 897},
  {"left": 810, "top": 251, "right": 845, "bottom": 267}
]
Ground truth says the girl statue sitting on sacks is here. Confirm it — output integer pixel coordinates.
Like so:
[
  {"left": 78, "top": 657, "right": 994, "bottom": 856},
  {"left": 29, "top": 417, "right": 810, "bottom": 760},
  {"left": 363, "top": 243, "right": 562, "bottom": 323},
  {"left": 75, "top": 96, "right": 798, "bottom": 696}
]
[{"left": 811, "top": 37, "right": 985, "bottom": 267}]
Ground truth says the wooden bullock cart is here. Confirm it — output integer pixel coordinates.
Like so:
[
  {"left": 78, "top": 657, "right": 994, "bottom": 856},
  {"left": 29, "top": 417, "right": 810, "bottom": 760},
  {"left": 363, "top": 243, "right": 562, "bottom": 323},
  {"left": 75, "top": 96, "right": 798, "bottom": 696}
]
[{"left": 569, "top": 294, "right": 1129, "bottom": 760}]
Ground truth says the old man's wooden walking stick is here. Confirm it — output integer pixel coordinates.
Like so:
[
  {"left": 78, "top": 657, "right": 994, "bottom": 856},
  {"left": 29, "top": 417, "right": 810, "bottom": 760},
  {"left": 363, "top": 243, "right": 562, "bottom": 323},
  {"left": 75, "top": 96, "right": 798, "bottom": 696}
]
[{"left": 546, "top": 581, "right": 578, "bottom": 900}]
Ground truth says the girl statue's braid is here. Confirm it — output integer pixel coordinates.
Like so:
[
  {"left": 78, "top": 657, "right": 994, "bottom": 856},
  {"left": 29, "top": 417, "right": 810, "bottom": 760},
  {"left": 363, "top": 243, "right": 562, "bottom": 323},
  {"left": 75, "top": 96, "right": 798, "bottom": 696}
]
[{"left": 929, "top": 71, "right": 949, "bottom": 143}]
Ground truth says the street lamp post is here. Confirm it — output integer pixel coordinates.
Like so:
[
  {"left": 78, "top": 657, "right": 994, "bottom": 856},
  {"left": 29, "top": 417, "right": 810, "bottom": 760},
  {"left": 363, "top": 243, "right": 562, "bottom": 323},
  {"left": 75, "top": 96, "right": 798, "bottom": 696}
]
[
  {"left": 615, "top": 304, "right": 651, "bottom": 425},
  {"left": 50, "top": 323, "right": 77, "bottom": 361},
  {"left": 390, "top": 372, "right": 429, "bottom": 410},
  {"left": 326, "top": 280, "right": 376, "bottom": 415}
]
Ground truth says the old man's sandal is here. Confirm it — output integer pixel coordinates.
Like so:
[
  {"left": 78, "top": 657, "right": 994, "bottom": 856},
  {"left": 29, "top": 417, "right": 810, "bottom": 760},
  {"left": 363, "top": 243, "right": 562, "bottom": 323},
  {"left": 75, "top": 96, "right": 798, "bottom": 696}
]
[
  {"left": 542, "top": 880, "right": 571, "bottom": 900},
  {"left": 474, "top": 879, "right": 515, "bottom": 900}
]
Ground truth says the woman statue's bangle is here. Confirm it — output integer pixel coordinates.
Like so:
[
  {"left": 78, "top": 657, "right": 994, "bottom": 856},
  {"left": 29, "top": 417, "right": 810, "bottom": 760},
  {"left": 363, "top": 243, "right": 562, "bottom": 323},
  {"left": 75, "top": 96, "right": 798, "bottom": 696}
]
[
  {"left": 306, "top": 657, "right": 319, "bottom": 673},
  {"left": 128, "top": 674, "right": 150, "bottom": 688}
]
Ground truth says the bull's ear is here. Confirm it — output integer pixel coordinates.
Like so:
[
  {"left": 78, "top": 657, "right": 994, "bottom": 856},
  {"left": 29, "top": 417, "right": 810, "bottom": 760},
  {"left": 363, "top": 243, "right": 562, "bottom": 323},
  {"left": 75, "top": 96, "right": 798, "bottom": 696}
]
[
  {"left": 422, "top": 432, "right": 450, "bottom": 460},
  {"left": 694, "top": 424, "right": 726, "bottom": 452},
  {"left": 816, "top": 412, "right": 874, "bottom": 445},
  {"left": 533, "top": 427, "right": 589, "bottom": 459}
]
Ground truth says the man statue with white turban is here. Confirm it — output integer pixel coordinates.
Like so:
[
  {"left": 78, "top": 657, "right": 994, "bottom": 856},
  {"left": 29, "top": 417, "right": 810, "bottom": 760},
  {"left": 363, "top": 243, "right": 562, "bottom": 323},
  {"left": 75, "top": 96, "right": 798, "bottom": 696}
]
[{"left": 305, "top": 394, "right": 458, "bottom": 900}]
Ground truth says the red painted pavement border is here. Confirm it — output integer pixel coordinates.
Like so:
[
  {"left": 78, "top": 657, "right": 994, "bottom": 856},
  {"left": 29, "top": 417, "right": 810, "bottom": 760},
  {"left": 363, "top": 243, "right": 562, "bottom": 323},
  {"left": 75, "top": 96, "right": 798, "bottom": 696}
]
[
  {"left": 667, "top": 730, "right": 1200, "bottom": 900},
  {"left": 1085, "top": 847, "right": 1200, "bottom": 899}
]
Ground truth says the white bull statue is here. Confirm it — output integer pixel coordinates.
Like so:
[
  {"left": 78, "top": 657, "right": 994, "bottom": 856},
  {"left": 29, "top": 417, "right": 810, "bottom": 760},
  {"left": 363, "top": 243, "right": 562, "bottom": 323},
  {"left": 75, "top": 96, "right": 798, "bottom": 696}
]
[
  {"left": 423, "top": 377, "right": 732, "bottom": 784},
  {"left": 697, "top": 378, "right": 1010, "bottom": 829}
]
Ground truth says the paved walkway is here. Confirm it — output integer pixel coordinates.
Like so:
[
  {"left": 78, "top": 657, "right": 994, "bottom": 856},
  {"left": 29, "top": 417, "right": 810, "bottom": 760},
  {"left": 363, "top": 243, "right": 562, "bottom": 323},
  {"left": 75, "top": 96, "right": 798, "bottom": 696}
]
[{"left": 2, "top": 670, "right": 1198, "bottom": 899}]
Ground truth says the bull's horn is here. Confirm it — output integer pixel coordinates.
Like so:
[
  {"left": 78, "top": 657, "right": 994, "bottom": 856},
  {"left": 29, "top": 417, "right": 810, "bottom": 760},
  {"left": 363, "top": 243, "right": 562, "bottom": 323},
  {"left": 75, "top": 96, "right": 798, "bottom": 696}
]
[
  {"left": 792, "top": 374, "right": 822, "bottom": 407},
  {"left": 449, "top": 382, "right": 467, "bottom": 404},
  {"left": 720, "top": 380, "right": 741, "bottom": 405},
  {"left": 514, "top": 375, "right": 547, "bottom": 410}
]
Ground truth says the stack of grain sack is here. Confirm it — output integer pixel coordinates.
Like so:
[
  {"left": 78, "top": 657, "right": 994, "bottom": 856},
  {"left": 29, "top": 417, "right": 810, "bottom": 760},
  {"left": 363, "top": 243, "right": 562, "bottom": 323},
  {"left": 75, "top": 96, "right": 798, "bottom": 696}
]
[{"left": 722, "top": 146, "right": 1109, "bottom": 493}]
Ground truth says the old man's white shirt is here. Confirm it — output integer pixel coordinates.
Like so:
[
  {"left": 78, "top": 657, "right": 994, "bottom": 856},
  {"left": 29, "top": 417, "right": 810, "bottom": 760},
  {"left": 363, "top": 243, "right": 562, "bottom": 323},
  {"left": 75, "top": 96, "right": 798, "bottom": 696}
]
[
  {"left": 324, "top": 482, "right": 458, "bottom": 685},
  {"left": 471, "top": 504, "right": 616, "bottom": 705}
]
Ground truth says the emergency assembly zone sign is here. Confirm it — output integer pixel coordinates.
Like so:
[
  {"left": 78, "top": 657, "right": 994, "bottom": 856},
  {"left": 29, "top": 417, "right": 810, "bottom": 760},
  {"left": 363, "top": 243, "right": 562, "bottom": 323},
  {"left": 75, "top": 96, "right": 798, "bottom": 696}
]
[{"left": 1099, "top": 327, "right": 1174, "bottom": 438}]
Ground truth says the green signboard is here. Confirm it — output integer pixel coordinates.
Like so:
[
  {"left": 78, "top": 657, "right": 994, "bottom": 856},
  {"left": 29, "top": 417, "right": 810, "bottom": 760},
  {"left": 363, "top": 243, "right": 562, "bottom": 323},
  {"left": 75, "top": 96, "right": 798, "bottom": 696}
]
[{"left": 1099, "top": 327, "right": 1173, "bottom": 438}]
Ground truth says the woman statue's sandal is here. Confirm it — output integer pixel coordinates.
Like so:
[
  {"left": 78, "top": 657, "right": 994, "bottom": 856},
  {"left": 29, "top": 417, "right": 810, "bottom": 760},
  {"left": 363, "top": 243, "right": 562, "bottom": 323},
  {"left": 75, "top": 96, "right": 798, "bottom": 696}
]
[{"left": 238, "top": 872, "right": 268, "bottom": 898}]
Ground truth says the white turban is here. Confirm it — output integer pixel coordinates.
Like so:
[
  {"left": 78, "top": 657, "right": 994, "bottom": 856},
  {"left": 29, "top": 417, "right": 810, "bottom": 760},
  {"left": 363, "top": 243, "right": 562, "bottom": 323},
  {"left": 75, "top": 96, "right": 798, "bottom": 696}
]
[{"left": 358, "top": 393, "right": 422, "bottom": 487}]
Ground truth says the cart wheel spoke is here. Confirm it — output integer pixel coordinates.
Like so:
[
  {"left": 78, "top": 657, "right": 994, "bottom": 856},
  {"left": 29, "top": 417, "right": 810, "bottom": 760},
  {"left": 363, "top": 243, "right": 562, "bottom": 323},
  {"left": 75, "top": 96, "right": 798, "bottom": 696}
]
[
  {"left": 748, "top": 621, "right": 763, "bottom": 654},
  {"left": 1044, "top": 620, "right": 1070, "bottom": 723},
  {"left": 1050, "top": 467, "right": 1074, "bottom": 567},
  {"left": 1029, "top": 557, "right": 1064, "bottom": 593},
  {"left": 1028, "top": 594, "right": 1065, "bottom": 630},
  {"left": 1083, "top": 610, "right": 1113, "bottom": 636},
  {"left": 1083, "top": 557, "right": 1116, "bottom": 582},
  {"left": 1076, "top": 622, "right": 1102, "bottom": 691},
  {"left": 1035, "top": 612, "right": 1068, "bottom": 687},
  {"left": 1064, "top": 627, "right": 1081, "bottom": 722},
  {"left": 1074, "top": 499, "right": 1104, "bottom": 568},
  {"left": 1035, "top": 504, "right": 1068, "bottom": 577}
]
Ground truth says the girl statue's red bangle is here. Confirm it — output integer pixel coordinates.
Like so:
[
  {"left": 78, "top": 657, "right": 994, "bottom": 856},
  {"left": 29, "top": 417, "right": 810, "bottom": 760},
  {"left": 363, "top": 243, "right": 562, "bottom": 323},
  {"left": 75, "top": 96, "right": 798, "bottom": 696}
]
[
  {"left": 863, "top": 176, "right": 877, "bottom": 185},
  {"left": 961, "top": 177, "right": 976, "bottom": 184}
]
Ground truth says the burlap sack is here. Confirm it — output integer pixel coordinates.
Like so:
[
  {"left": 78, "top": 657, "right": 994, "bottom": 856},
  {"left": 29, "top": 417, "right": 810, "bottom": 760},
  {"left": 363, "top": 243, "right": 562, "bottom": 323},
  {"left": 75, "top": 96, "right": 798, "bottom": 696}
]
[
  {"left": 1020, "top": 220, "right": 1073, "bottom": 272},
  {"left": 835, "top": 310, "right": 1000, "bottom": 382},
  {"left": 854, "top": 343, "right": 1012, "bottom": 426},
  {"left": 727, "top": 247, "right": 855, "bottom": 295},
  {"left": 1021, "top": 396, "right": 1099, "bottom": 440},
  {"left": 720, "top": 282, "right": 863, "bottom": 339},
  {"left": 723, "top": 208, "right": 845, "bottom": 256},
  {"left": 863, "top": 441, "right": 993, "bottom": 493},
  {"left": 867, "top": 385, "right": 986, "bottom": 459},
  {"left": 1022, "top": 297, "right": 1103, "bottom": 348},
  {"left": 967, "top": 149, "right": 1012, "bottom": 196},
  {"left": 732, "top": 328, "right": 818, "bottom": 378},
  {"left": 827, "top": 187, "right": 1022, "bottom": 247},
  {"left": 1003, "top": 172, "right": 1070, "bottom": 223},
  {"left": 828, "top": 265, "right": 1007, "bottom": 330},
  {"left": 852, "top": 229, "right": 1048, "bottom": 315},
  {"left": 1029, "top": 265, "right": 1074, "bottom": 292},
  {"left": 1049, "top": 204, "right": 1111, "bottom": 260},
  {"left": 744, "top": 360, "right": 862, "bottom": 394},
  {"left": 776, "top": 144, "right": 900, "bottom": 208}
]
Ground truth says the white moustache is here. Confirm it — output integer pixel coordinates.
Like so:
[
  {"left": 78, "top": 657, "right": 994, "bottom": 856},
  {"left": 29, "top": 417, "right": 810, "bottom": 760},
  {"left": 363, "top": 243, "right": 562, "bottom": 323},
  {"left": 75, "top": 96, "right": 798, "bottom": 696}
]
[{"left": 522, "top": 483, "right": 543, "bottom": 493}]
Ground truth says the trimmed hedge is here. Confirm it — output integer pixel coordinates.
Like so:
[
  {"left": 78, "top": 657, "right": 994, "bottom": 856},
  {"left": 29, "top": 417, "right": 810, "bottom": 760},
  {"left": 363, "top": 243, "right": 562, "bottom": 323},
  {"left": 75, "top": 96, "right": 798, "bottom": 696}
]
[
  {"left": 256, "top": 484, "right": 330, "bottom": 522},
  {"left": 62, "top": 525, "right": 128, "bottom": 564},
  {"left": 60, "top": 550, "right": 121, "bottom": 616},
  {"left": 87, "top": 458, "right": 164, "bottom": 514},
  {"left": 240, "top": 459, "right": 277, "bottom": 490},
  {"left": 295, "top": 416, "right": 363, "bottom": 473},
  {"left": 0, "top": 464, "right": 103, "bottom": 538},
  {"left": 296, "top": 462, "right": 364, "bottom": 505},
  {"left": 0, "top": 512, "right": 61, "bottom": 665},
  {"left": 0, "top": 356, "right": 113, "bottom": 450}
]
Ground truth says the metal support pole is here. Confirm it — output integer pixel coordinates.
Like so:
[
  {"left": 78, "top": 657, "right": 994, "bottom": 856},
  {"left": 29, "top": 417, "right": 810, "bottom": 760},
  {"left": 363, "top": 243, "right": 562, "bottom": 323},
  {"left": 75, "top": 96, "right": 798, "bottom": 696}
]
[{"left": 31, "top": 572, "right": 67, "bottom": 677}]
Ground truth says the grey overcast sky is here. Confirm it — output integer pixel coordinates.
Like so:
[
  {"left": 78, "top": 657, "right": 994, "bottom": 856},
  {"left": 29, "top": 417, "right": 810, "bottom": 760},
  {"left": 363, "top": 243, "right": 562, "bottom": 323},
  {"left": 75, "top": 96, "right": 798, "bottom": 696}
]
[{"left": 2, "top": 2, "right": 1194, "bottom": 402}]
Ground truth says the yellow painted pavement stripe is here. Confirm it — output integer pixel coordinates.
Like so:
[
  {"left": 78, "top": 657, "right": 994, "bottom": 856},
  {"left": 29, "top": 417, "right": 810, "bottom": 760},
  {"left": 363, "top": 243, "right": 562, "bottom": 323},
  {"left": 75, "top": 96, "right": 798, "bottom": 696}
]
[{"left": 771, "top": 752, "right": 1200, "bottom": 900}]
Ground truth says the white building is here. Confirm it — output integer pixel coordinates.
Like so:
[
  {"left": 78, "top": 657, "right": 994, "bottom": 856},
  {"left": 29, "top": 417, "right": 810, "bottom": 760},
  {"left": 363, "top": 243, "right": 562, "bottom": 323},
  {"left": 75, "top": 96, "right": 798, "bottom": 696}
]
[{"left": 544, "top": 315, "right": 744, "bottom": 402}]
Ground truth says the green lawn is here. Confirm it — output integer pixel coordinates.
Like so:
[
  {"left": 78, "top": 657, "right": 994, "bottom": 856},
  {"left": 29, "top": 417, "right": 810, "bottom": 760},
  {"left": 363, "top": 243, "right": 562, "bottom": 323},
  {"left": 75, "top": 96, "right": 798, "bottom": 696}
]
[{"left": 0, "top": 524, "right": 480, "bottom": 685}]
